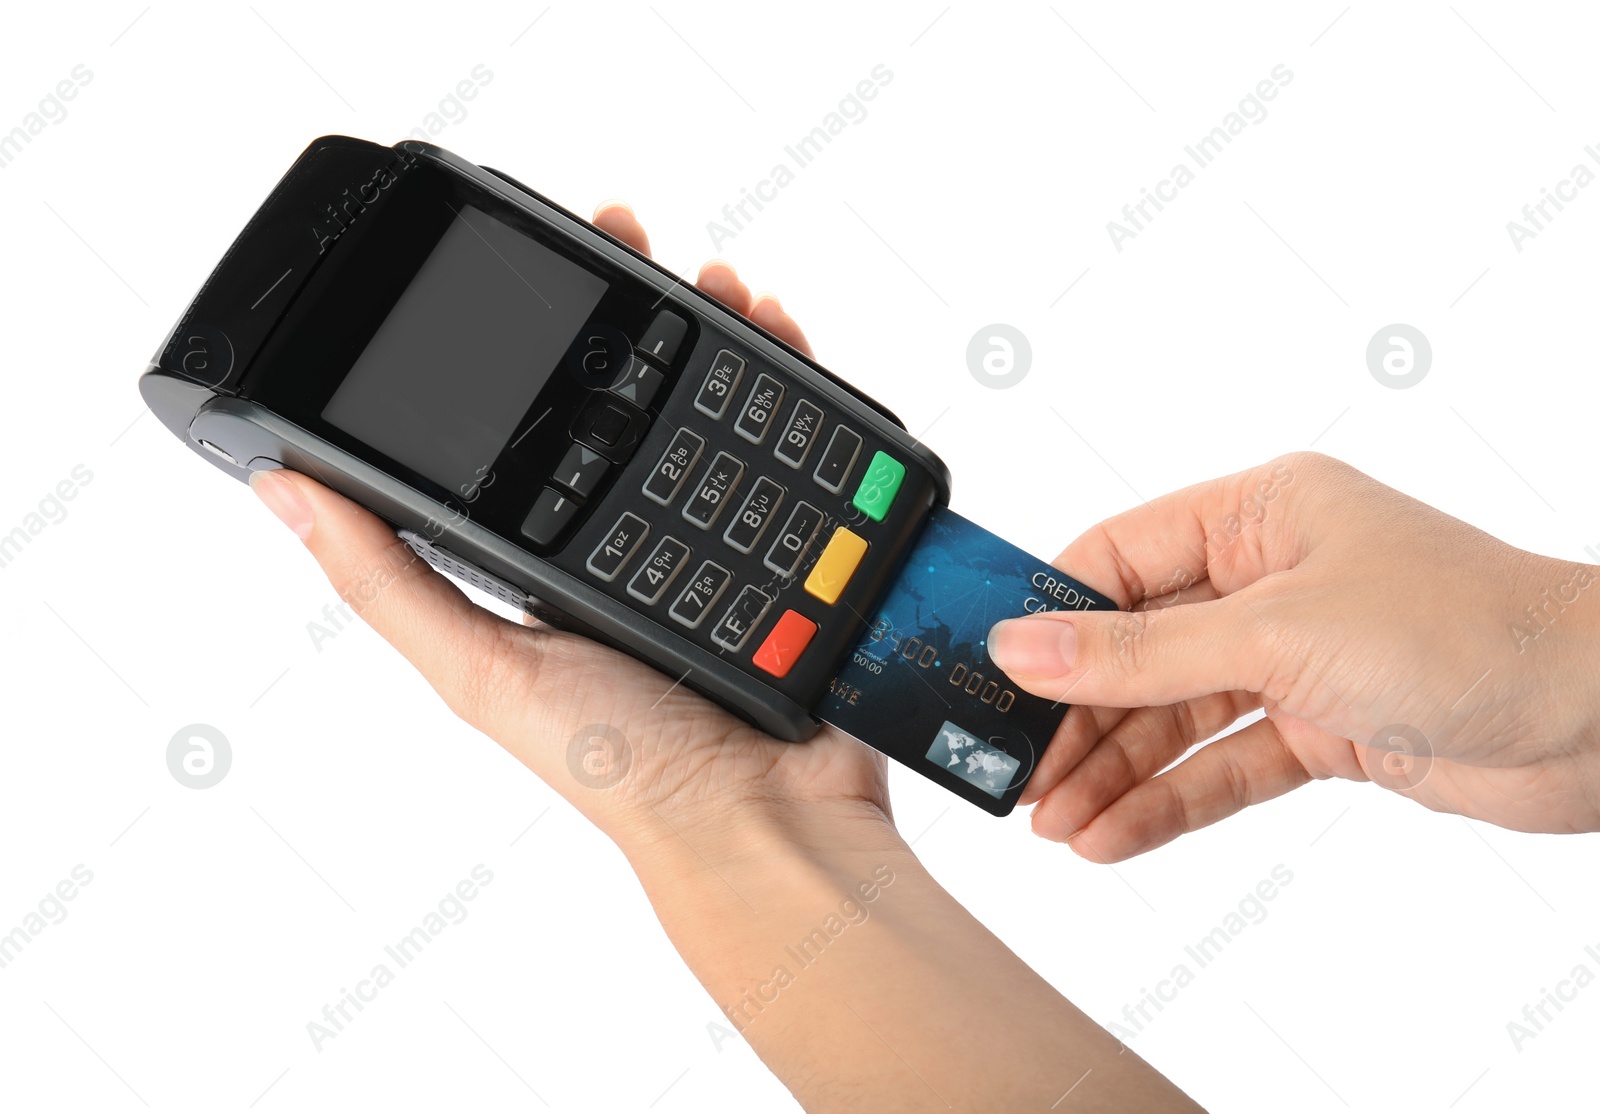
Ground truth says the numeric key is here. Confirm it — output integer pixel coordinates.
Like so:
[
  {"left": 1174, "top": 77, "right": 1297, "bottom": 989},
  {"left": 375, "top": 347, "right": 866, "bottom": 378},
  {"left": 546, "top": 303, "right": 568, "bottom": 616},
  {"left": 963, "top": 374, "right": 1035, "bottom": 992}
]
[
  {"left": 734, "top": 373, "right": 784, "bottom": 444},
  {"left": 642, "top": 428, "right": 706, "bottom": 506},
  {"left": 586, "top": 513, "right": 650, "bottom": 582},
  {"left": 774, "top": 399, "right": 823, "bottom": 468},
  {"left": 668, "top": 560, "right": 732, "bottom": 628},
  {"left": 723, "top": 477, "right": 785, "bottom": 554},
  {"left": 682, "top": 451, "right": 745, "bottom": 529},
  {"left": 627, "top": 536, "right": 691, "bottom": 605},
  {"left": 763, "top": 501, "right": 824, "bottom": 577},
  {"left": 693, "top": 350, "right": 745, "bottom": 419}
]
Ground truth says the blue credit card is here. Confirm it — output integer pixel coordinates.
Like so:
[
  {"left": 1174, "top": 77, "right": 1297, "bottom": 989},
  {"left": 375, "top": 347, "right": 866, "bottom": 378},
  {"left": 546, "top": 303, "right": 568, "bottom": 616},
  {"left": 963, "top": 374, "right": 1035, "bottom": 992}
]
[{"left": 813, "top": 506, "right": 1118, "bottom": 816}]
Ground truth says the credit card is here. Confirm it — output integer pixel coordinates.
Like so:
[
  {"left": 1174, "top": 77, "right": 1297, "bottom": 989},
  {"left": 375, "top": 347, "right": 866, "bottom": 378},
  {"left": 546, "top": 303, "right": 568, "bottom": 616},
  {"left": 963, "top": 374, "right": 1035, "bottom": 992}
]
[{"left": 813, "top": 506, "right": 1118, "bottom": 816}]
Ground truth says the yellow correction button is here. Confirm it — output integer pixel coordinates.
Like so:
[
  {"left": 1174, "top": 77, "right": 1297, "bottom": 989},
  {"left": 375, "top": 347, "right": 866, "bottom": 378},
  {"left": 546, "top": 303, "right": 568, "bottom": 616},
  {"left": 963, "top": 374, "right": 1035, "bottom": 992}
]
[{"left": 804, "top": 527, "right": 868, "bottom": 605}]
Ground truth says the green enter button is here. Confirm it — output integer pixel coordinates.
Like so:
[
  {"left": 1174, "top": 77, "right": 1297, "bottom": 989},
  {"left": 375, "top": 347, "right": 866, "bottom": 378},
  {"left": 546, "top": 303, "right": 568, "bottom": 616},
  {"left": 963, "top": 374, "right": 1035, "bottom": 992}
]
[{"left": 851, "top": 451, "right": 906, "bottom": 521}]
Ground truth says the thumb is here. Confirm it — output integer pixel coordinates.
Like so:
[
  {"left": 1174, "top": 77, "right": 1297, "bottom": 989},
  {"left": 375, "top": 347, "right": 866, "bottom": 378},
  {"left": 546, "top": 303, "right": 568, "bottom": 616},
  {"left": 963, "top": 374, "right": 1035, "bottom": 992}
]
[{"left": 987, "top": 597, "right": 1266, "bottom": 708}]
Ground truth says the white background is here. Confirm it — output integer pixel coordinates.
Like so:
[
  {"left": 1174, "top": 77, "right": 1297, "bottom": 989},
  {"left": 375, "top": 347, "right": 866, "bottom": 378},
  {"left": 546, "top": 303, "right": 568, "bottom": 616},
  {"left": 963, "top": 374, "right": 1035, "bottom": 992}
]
[{"left": 2, "top": 2, "right": 1597, "bottom": 1111}]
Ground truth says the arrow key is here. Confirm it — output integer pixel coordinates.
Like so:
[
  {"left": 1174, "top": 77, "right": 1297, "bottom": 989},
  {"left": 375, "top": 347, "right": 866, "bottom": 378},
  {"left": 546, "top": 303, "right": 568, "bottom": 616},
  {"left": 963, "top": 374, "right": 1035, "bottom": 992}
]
[
  {"left": 552, "top": 442, "right": 610, "bottom": 499},
  {"left": 609, "top": 355, "right": 664, "bottom": 409}
]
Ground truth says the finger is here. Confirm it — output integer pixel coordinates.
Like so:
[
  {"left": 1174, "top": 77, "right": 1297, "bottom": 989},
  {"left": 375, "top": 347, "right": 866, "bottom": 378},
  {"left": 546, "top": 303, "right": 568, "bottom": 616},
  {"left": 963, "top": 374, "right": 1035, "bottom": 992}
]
[
  {"left": 249, "top": 468, "right": 540, "bottom": 735},
  {"left": 1028, "top": 690, "right": 1260, "bottom": 834},
  {"left": 1019, "top": 703, "right": 1131, "bottom": 808},
  {"left": 593, "top": 202, "right": 651, "bottom": 256},
  {"left": 1055, "top": 456, "right": 1306, "bottom": 609},
  {"left": 1041, "top": 716, "right": 1312, "bottom": 862},
  {"left": 749, "top": 292, "right": 814, "bottom": 358},
  {"left": 989, "top": 593, "right": 1271, "bottom": 709},
  {"left": 696, "top": 259, "right": 753, "bottom": 316}
]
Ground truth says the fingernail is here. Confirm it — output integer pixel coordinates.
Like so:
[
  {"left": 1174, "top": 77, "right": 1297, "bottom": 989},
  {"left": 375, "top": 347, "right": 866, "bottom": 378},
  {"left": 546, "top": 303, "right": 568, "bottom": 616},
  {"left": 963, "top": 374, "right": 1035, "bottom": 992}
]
[
  {"left": 989, "top": 617, "right": 1077, "bottom": 675},
  {"left": 249, "top": 469, "right": 313, "bottom": 540},
  {"left": 752, "top": 291, "right": 782, "bottom": 309}
]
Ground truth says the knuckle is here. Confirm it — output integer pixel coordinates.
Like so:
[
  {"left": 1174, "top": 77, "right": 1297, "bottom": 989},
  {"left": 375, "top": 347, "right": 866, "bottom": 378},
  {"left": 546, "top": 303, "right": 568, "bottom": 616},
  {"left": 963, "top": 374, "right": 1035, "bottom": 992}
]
[
  {"left": 1274, "top": 450, "right": 1335, "bottom": 478},
  {"left": 1271, "top": 451, "right": 1355, "bottom": 500},
  {"left": 1168, "top": 698, "right": 1201, "bottom": 750},
  {"left": 1104, "top": 610, "right": 1157, "bottom": 681},
  {"left": 1156, "top": 777, "right": 1194, "bottom": 841},
  {"left": 1213, "top": 748, "right": 1253, "bottom": 809}
]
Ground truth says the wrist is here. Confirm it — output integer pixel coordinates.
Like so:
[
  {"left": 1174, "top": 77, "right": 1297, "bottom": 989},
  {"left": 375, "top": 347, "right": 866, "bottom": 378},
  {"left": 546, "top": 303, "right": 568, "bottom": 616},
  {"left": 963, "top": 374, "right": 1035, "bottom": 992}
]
[
  {"left": 1512, "top": 551, "right": 1600, "bottom": 751},
  {"left": 617, "top": 795, "right": 923, "bottom": 1029},
  {"left": 1562, "top": 562, "right": 1600, "bottom": 751},
  {"left": 618, "top": 792, "right": 906, "bottom": 889}
]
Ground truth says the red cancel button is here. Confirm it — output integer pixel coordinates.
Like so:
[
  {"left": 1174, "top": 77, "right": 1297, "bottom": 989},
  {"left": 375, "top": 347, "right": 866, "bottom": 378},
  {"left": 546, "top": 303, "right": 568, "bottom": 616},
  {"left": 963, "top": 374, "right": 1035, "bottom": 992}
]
[{"left": 752, "top": 610, "right": 818, "bottom": 678}]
